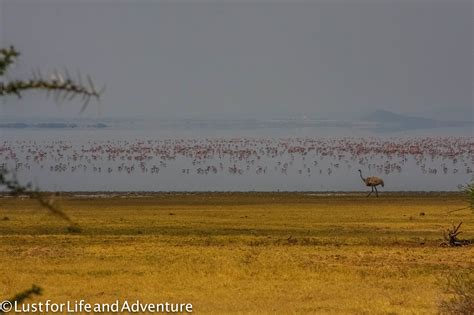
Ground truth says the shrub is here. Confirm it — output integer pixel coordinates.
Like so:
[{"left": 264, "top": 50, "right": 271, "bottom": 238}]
[{"left": 438, "top": 270, "right": 474, "bottom": 315}]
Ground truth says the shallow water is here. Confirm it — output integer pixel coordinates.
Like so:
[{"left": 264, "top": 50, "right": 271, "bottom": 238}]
[{"left": 0, "top": 122, "right": 472, "bottom": 191}]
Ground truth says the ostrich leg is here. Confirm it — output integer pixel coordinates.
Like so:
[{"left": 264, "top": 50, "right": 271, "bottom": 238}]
[
  {"left": 374, "top": 186, "right": 379, "bottom": 197},
  {"left": 367, "top": 187, "right": 373, "bottom": 197}
]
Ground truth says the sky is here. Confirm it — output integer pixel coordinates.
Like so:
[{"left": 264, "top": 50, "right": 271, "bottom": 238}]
[{"left": 0, "top": 0, "right": 472, "bottom": 120}]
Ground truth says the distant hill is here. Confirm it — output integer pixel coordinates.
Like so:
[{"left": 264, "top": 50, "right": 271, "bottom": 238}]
[
  {"left": 362, "top": 110, "right": 472, "bottom": 131},
  {"left": 0, "top": 121, "right": 107, "bottom": 129}
]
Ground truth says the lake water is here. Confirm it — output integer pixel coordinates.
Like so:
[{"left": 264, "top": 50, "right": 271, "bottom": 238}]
[{"left": 0, "top": 120, "right": 472, "bottom": 191}]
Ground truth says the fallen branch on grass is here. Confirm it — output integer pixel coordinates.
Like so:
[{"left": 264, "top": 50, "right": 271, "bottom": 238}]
[{"left": 440, "top": 222, "right": 471, "bottom": 247}]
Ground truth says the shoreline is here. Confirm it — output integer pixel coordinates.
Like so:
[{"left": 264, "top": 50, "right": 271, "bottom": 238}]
[{"left": 0, "top": 191, "right": 465, "bottom": 198}]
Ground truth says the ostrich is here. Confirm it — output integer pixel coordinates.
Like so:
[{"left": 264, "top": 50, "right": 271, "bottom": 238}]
[{"left": 358, "top": 169, "right": 384, "bottom": 197}]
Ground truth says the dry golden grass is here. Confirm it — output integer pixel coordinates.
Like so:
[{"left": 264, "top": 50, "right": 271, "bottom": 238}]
[{"left": 0, "top": 193, "right": 473, "bottom": 314}]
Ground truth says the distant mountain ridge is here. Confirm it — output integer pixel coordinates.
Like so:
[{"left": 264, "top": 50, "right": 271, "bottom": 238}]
[
  {"left": 0, "top": 122, "right": 107, "bottom": 129},
  {"left": 362, "top": 110, "right": 472, "bottom": 131},
  {"left": 0, "top": 111, "right": 471, "bottom": 133}
]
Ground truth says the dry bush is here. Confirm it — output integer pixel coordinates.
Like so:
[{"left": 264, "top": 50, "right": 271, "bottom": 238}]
[{"left": 438, "top": 270, "right": 474, "bottom": 315}]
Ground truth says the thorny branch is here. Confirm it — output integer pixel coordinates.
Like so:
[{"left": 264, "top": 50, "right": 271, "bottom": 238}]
[
  {"left": 0, "top": 45, "right": 92, "bottom": 311},
  {"left": 0, "top": 169, "right": 79, "bottom": 228},
  {"left": 0, "top": 285, "right": 43, "bottom": 314},
  {"left": 0, "top": 46, "right": 19, "bottom": 76},
  {"left": 0, "top": 46, "right": 104, "bottom": 113}
]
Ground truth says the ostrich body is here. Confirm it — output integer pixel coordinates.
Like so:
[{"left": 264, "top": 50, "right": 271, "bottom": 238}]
[{"left": 358, "top": 169, "right": 384, "bottom": 197}]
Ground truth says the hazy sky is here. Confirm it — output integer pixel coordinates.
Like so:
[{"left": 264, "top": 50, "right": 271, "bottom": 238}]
[{"left": 0, "top": 0, "right": 472, "bottom": 120}]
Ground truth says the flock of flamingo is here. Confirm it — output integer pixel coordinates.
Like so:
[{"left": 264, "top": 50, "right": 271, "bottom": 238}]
[{"left": 0, "top": 137, "right": 472, "bottom": 181}]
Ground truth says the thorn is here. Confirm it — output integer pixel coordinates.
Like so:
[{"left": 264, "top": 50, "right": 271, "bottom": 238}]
[
  {"left": 64, "top": 67, "right": 71, "bottom": 81},
  {"left": 79, "top": 95, "right": 91, "bottom": 114},
  {"left": 58, "top": 72, "right": 65, "bottom": 84},
  {"left": 87, "top": 74, "right": 95, "bottom": 91},
  {"left": 53, "top": 89, "right": 61, "bottom": 104},
  {"left": 76, "top": 69, "right": 83, "bottom": 86},
  {"left": 62, "top": 91, "right": 70, "bottom": 101}
]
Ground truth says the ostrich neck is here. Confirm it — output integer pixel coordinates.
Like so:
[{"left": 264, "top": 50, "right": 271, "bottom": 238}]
[{"left": 359, "top": 172, "right": 366, "bottom": 182}]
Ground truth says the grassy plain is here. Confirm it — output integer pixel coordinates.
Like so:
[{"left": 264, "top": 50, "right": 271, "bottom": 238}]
[{"left": 0, "top": 193, "right": 473, "bottom": 314}]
